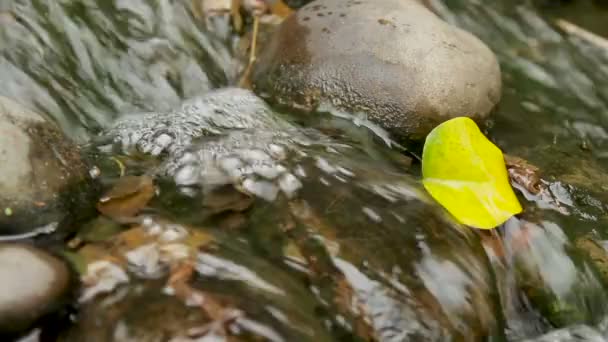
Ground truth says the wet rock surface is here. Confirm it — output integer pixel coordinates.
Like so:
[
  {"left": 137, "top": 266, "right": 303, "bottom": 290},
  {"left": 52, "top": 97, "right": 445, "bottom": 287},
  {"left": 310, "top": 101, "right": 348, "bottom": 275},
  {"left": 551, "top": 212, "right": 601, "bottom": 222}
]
[
  {"left": 251, "top": 0, "right": 502, "bottom": 141},
  {"left": 0, "top": 244, "right": 71, "bottom": 337},
  {"left": 0, "top": 97, "right": 97, "bottom": 236},
  {"left": 97, "top": 87, "right": 503, "bottom": 340},
  {"left": 104, "top": 88, "right": 290, "bottom": 158},
  {"left": 97, "top": 85, "right": 608, "bottom": 340},
  {"left": 61, "top": 223, "right": 335, "bottom": 342}
]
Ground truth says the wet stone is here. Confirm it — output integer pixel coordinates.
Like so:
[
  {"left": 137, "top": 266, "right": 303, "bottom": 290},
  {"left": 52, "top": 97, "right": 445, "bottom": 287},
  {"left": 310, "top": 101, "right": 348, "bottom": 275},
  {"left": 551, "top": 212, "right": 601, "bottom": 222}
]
[
  {"left": 251, "top": 0, "right": 502, "bottom": 141},
  {"left": 0, "top": 96, "right": 97, "bottom": 236},
  {"left": 63, "top": 221, "right": 335, "bottom": 342},
  {"left": 98, "top": 87, "right": 608, "bottom": 339},
  {"left": 0, "top": 244, "right": 72, "bottom": 337},
  {"left": 97, "top": 88, "right": 504, "bottom": 340},
  {"left": 101, "top": 88, "right": 336, "bottom": 202},
  {"left": 104, "top": 88, "right": 291, "bottom": 157}
]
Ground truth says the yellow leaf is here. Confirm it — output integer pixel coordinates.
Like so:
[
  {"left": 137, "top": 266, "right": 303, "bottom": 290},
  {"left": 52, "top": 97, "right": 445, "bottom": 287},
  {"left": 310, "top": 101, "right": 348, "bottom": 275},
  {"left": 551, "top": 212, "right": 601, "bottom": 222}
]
[{"left": 422, "top": 117, "right": 522, "bottom": 229}]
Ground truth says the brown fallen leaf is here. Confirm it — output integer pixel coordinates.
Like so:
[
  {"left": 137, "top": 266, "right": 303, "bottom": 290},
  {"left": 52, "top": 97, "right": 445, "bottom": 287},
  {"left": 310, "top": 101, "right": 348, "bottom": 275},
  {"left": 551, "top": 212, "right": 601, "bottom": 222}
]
[
  {"left": 183, "top": 229, "right": 215, "bottom": 250},
  {"left": 113, "top": 226, "right": 151, "bottom": 251},
  {"left": 78, "top": 243, "right": 124, "bottom": 267},
  {"left": 286, "top": 200, "right": 377, "bottom": 340},
  {"left": 202, "top": 185, "right": 254, "bottom": 215},
  {"left": 77, "top": 223, "right": 215, "bottom": 271},
  {"left": 504, "top": 154, "right": 542, "bottom": 195},
  {"left": 76, "top": 216, "right": 123, "bottom": 244},
  {"left": 478, "top": 229, "right": 507, "bottom": 261},
  {"left": 217, "top": 213, "right": 248, "bottom": 230},
  {"left": 168, "top": 262, "right": 225, "bottom": 319},
  {"left": 504, "top": 154, "right": 571, "bottom": 215},
  {"left": 97, "top": 175, "right": 155, "bottom": 221},
  {"left": 168, "top": 261, "right": 241, "bottom": 337}
]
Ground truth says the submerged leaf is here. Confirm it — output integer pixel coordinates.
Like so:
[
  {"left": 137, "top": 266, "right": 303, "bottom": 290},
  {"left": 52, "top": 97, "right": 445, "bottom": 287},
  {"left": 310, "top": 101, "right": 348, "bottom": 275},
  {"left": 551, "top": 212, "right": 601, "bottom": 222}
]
[
  {"left": 422, "top": 117, "right": 522, "bottom": 229},
  {"left": 97, "top": 175, "right": 155, "bottom": 220},
  {"left": 77, "top": 216, "right": 123, "bottom": 243},
  {"left": 60, "top": 250, "right": 88, "bottom": 275},
  {"left": 505, "top": 154, "right": 542, "bottom": 195}
]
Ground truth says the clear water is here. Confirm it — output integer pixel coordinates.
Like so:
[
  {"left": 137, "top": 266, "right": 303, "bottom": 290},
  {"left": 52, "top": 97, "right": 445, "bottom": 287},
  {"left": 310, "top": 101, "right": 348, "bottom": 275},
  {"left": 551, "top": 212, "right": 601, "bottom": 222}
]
[{"left": 3, "top": 0, "right": 608, "bottom": 341}]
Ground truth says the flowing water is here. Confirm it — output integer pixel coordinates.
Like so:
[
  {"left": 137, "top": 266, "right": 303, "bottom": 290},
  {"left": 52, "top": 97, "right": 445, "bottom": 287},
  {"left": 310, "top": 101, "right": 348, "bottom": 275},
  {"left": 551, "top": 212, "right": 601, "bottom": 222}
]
[{"left": 3, "top": 0, "right": 608, "bottom": 341}]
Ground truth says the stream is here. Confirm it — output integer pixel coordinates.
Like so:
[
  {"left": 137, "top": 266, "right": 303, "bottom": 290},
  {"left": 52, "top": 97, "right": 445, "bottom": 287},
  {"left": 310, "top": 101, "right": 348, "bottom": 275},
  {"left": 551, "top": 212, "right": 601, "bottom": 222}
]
[{"left": 2, "top": 0, "right": 608, "bottom": 341}]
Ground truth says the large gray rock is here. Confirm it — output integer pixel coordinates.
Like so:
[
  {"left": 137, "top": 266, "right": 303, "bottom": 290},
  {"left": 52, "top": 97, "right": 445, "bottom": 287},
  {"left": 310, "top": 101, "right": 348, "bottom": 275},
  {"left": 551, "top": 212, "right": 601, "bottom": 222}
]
[
  {"left": 0, "top": 244, "right": 72, "bottom": 336},
  {"left": 252, "top": 0, "right": 502, "bottom": 141},
  {"left": 0, "top": 97, "right": 96, "bottom": 235}
]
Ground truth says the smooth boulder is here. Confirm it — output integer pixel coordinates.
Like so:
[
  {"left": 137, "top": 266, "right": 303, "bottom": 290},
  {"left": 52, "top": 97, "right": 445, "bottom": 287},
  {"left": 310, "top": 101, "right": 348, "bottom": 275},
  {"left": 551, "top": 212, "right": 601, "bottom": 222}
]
[
  {"left": 252, "top": 0, "right": 502, "bottom": 140},
  {"left": 0, "top": 97, "right": 96, "bottom": 235},
  {"left": 0, "top": 244, "right": 72, "bottom": 336}
]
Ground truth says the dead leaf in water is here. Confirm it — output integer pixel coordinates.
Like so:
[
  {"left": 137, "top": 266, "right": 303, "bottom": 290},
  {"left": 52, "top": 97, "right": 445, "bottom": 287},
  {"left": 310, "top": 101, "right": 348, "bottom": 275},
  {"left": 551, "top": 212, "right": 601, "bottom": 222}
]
[
  {"left": 202, "top": 186, "right": 254, "bottom": 214},
  {"left": 61, "top": 250, "right": 88, "bottom": 275},
  {"left": 183, "top": 229, "right": 215, "bottom": 250},
  {"left": 77, "top": 216, "right": 123, "bottom": 243},
  {"left": 218, "top": 213, "right": 247, "bottom": 230},
  {"left": 167, "top": 261, "right": 240, "bottom": 334},
  {"left": 75, "top": 223, "right": 215, "bottom": 296},
  {"left": 504, "top": 154, "right": 542, "bottom": 195},
  {"left": 97, "top": 175, "right": 155, "bottom": 220},
  {"left": 78, "top": 243, "right": 124, "bottom": 269},
  {"left": 114, "top": 227, "right": 151, "bottom": 251}
]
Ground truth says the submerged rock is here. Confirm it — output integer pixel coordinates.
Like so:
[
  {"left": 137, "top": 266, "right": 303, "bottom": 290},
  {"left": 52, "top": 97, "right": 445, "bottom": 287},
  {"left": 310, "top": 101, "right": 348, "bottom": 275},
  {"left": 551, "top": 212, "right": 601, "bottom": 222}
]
[
  {"left": 251, "top": 0, "right": 501, "bottom": 141},
  {"left": 99, "top": 87, "right": 503, "bottom": 340},
  {"left": 0, "top": 244, "right": 71, "bottom": 336},
  {"left": 0, "top": 97, "right": 96, "bottom": 236},
  {"left": 99, "top": 87, "right": 608, "bottom": 339},
  {"left": 62, "top": 223, "right": 334, "bottom": 341},
  {"left": 104, "top": 87, "right": 290, "bottom": 158}
]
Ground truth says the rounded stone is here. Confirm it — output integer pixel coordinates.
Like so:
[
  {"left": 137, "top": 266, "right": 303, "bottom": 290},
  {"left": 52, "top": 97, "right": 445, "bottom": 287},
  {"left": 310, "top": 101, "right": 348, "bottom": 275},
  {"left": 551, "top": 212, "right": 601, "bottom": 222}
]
[
  {"left": 0, "top": 96, "right": 96, "bottom": 235},
  {"left": 0, "top": 244, "right": 71, "bottom": 335},
  {"left": 252, "top": 0, "right": 502, "bottom": 141}
]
